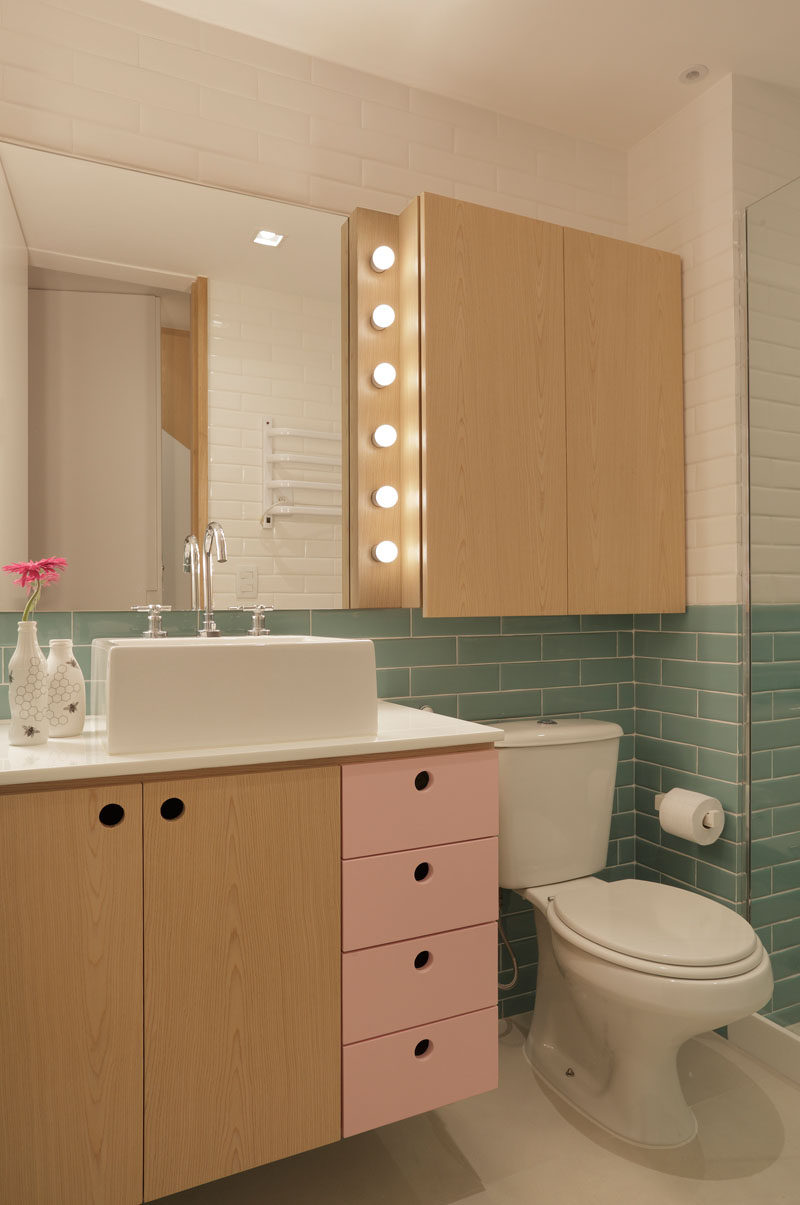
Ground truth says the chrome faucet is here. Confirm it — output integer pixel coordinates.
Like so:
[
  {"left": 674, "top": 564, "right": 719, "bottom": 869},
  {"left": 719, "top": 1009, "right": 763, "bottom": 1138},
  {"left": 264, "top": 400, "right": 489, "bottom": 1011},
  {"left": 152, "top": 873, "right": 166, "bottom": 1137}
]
[
  {"left": 199, "top": 521, "right": 228, "bottom": 637},
  {"left": 183, "top": 534, "right": 200, "bottom": 612}
]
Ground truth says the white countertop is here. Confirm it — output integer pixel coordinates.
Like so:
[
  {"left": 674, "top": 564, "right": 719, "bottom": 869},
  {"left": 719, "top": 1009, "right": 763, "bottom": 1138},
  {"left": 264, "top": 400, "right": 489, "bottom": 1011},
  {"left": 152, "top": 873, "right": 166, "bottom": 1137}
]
[{"left": 0, "top": 704, "right": 501, "bottom": 787}]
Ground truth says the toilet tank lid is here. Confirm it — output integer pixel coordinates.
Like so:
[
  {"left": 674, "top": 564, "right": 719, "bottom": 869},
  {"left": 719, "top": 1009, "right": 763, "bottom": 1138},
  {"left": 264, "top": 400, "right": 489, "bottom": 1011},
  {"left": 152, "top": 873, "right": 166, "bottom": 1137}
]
[{"left": 492, "top": 718, "right": 623, "bottom": 747}]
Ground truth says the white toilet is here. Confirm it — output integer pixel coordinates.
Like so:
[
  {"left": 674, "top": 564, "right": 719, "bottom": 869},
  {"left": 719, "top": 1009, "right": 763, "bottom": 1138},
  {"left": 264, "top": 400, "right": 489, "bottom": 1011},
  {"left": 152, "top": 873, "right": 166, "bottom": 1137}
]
[{"left": 495, "top": 717, "right": 773, "bottom": 1148}]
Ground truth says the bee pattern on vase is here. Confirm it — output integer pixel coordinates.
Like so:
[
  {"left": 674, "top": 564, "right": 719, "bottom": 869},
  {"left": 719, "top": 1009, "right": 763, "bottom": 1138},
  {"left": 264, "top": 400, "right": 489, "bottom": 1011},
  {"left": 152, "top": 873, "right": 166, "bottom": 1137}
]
[{"left": 46, "top": 639, "right": 86, "bottom": 737}]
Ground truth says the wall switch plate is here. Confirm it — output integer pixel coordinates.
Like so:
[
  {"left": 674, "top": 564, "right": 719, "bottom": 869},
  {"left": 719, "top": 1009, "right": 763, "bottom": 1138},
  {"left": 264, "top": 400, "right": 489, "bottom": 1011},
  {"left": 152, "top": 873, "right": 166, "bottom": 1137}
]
[{"left": 236, "top": 566, "right": 258, "bottom": 598}]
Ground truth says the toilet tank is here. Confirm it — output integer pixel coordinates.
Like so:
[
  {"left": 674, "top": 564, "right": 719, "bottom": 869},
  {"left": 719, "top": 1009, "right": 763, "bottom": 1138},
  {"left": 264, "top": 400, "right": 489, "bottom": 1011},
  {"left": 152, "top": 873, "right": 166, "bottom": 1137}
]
[{"left": 493, "top": 718, "right": 622, "bottom": 890}]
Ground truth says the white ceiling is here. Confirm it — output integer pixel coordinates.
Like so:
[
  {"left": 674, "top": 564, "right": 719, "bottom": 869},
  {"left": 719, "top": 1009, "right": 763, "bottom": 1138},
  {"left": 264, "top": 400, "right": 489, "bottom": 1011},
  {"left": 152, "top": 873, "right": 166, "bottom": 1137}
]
[{"left": 143, "top": 0, "right": 800, "bottom": 147}]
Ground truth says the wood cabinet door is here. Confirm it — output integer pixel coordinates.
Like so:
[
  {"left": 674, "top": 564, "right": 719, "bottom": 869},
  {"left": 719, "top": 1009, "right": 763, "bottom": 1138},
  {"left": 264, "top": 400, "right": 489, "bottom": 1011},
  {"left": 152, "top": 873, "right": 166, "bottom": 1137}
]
[
  {"left": 143, "top": 767, "right": 341, "bottom": 1201},
  {"left": 0, "top": 784, "right": 143, "bottom": 1205},
  {"left": 565, "top": 228, "right": 685, "bottom": 613},
  {"left": 420, "top": 193, "right": 568, "bottom": 617}
]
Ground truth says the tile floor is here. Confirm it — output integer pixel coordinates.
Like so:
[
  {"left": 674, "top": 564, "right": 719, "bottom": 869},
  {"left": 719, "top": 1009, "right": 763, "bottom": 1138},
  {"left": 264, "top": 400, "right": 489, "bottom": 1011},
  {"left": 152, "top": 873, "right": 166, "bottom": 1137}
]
[{"left": 157, "top": 1016, "right": 800, "bottom": 1205}]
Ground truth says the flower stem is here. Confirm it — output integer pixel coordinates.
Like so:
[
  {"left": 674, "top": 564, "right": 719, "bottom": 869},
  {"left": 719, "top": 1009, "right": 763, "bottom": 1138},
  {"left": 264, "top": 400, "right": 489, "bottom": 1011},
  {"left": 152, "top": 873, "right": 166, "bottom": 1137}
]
[{"left": 22, "top": 581, "right": 41, "bottom": 622}]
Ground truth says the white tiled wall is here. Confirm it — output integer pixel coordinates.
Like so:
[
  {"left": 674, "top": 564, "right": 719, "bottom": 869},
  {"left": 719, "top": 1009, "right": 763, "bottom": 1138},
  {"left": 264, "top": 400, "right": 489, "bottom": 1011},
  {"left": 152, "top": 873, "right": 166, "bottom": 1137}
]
[{"left": 207, "top": 279, "right": 342, "bottom": 609}]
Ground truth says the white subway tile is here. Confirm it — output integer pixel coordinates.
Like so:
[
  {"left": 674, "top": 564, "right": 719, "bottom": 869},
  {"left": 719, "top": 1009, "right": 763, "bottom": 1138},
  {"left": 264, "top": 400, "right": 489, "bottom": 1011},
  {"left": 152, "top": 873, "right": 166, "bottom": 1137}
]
[
  {"left": 199, "top": 87, "right": 309, "bottom": 142},
  {"left": 312, "top": 58, "right": 408, "bottom": 110},
  {"left": 73, "top": 120, "right": 200, "bottom": 178},
  {"left": 410, "top": 88, "right": 497, "bottom": 138},
  {"left": 3, "top": 66, "right": 138, "bottom": 128},
  {"left": 363, "top": 100, "right": 453, "bottom": 151},
  {"left": 310, "top": 114, "right": 408, "bottom": 168},
  {"left": 141, "top": 104, "right": 257, "bottom": 159},
  {"left": 197, "top": 150, "right": 310, "bottom": 204},
  {"left": 258, "top": 71, "right": 361, "bottom": 126},
  {"left": 140, "top": 36, "right": 258, "bottom": 98},
  {"left": 409, "top": 141, "right": 496, "bottom": 190},
  {"left": 258, "top": 132, "right": 361, "bottom": 186},
  {"left": 2, "top": 0, "right": 138, "bottom": 62},
  {"left": 0, "top": 96, "right": 73, "bottom": 150}
]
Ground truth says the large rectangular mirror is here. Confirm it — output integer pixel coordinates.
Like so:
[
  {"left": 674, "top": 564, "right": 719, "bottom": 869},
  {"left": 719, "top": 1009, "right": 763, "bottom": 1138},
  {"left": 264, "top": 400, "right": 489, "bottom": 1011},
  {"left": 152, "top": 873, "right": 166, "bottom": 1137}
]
[{"left": 0, "top": 143, "right": 345, "bottom": 612}]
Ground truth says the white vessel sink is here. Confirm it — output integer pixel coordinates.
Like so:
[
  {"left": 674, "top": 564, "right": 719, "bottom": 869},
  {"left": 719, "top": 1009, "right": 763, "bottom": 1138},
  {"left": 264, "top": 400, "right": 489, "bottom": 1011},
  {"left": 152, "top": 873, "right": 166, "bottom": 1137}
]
[{"left": 91, "top": 635, "right": 378, "bottom": 755}]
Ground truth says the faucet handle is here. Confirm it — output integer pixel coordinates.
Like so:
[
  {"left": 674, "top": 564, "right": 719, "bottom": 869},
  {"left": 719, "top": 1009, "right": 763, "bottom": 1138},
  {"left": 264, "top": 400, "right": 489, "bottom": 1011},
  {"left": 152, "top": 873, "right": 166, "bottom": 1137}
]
[
  {"left": 228, "top": 603, "right": 273, "bottom": 636},
  {"left": 131, "top": 603, "right": 172, "bottom": 639}
]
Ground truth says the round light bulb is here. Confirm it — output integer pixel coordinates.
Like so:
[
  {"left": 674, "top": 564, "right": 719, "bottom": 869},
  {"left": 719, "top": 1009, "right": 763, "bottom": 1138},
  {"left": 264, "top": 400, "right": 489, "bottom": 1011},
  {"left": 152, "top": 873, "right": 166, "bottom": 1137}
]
[
  {"left": 370, "top": 245, "right": 396, "bottom": 272},
  {"left": 372, "top": 424, "right": 397, "bottom": 448},
  {"left": 372, "top": 540, "right": 398, "bottom": 563},
  {"left": 371, "top": 304, "right": 395, "bottom": 329},
  {"left": 372, "top": 361, "right": 397, "bottom": 388},
  {"left": 372, "top": 485, "right": 399, "bottom": 509}
]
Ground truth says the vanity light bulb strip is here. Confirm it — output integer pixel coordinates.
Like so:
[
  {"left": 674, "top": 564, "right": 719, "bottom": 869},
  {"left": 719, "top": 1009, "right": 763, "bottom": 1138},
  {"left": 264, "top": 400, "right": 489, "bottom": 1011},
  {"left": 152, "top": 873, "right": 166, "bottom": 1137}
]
[
  {"left": 372, "top": 425, "right": 397, "bottom": 448},
  {"left": 370, "top": 245, "right": 396, "bottom": 272},
  {"left": 371, "top": 304, "right": 395, "bottom": 330},
  {"left": 372, "top": 486, "right": 399, "bottom": 509},
  {"left": 372, "top": 362, "right": 397, "bottom": 388},
  {"left": 372, "top": 540, "right": 399, "bottom": 563}
]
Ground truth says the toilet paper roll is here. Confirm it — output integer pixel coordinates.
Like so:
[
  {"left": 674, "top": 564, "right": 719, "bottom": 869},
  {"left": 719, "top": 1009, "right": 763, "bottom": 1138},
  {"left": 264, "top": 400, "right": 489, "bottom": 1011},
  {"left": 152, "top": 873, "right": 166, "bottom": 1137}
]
[{"left": 659, "top": 788, "right": 725, "bottom": 846}]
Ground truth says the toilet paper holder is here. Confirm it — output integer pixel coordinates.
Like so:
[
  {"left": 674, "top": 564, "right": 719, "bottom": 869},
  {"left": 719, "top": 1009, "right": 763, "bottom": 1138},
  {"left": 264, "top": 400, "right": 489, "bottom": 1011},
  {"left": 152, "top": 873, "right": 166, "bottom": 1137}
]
[
  {"left": 654, "top": 792, "right": 718, "bottom": 828},
  {"left": 654, "top": 789, "right": 725, "bottom": 844}
]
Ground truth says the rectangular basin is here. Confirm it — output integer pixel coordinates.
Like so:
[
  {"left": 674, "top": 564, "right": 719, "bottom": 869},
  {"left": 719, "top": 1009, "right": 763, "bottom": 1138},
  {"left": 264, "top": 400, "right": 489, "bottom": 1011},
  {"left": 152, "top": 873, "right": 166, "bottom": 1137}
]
[{"left": 91, "top": 635, "right": 378, "bottom": 755}]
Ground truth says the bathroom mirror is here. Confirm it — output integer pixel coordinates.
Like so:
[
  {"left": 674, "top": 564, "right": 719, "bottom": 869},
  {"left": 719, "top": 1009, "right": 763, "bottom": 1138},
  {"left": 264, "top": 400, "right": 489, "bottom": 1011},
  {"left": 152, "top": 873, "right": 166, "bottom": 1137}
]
[{"left": 0, "top": 142, "right": 345, "bottom": 612}]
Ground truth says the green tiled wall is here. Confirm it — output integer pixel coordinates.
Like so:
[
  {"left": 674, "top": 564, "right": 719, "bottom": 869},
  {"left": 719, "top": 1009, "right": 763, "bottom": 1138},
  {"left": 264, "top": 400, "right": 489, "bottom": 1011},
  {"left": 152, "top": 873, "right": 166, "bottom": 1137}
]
[{"left": 751, "top": 604, "right": 800, "bottom": 1026}]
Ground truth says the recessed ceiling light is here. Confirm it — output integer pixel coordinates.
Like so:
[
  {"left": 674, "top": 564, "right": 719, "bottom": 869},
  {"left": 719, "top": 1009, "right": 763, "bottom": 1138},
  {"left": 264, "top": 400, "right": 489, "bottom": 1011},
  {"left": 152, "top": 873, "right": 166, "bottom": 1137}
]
[
  {"left": 678, "top": 64, "right": 709, "bottom": 85},
  {"left": 253, "top": 230, "right": 284, "bottom": 246}
]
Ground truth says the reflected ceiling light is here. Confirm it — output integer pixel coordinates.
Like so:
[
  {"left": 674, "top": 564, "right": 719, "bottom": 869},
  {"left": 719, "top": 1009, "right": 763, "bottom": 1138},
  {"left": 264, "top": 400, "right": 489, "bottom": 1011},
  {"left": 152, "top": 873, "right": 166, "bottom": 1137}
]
[
  {"left": 371, "top": 304, "right": 395, "bottom": 329},
  {"left": 372, "top": 362, "right": 397, "bottom": 388},
  {"left": 372, "top": 485, "right": 399, "bottom": 509},
  {"left": 678, "top": 64, "right": 709, "bottom": 84},
  {"left": 253, "top": 230, "right": 284, "bottom": 246},
  {"left": 372, "top": 424, "right": 397, "bottom": 448},
  {"left": 370, "top": 245, "right": 396, "bottom": 272},
  {"left": 372, "top": 540, "right": 399, "bottom": 563}
]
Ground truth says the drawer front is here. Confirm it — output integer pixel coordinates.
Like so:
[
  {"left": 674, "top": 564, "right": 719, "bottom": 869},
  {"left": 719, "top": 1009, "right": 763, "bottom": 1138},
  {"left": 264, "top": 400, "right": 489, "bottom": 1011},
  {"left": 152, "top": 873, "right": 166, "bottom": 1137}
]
[
  {"left": 342, "top": 837, "right": 498, "bottom": 951},
  {"left": 341, "top": 748, "right": 498, "bottom": 858},
  {"left": 342, "top": 922, "right": 497, "bottom": 1044},
  {"left": 342, "top": 1007, "right": 498, "bottom": 1137}
]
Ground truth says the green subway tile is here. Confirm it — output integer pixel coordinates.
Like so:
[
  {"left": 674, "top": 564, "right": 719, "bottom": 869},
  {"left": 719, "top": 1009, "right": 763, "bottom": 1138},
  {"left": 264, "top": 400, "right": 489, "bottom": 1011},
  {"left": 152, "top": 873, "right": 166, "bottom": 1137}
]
[
  {"left": 0, "top": 612, "right": 72, "bottom": 644},
  {"left": 637, "top": 839, "right": 696, "bottom": 887},
  {"left": 752, "top": 661, "right": 800, "bottom": 691},
  {"left": 74, "top": 611, "right": 146, "bottom": 642},
  {"left": 697, "top": 633, "right": 741, "bottom": 663},
  {"left": 376, "top": 668, "right": 409, "bottom": 697},
  {"left": 618, "top": 683, "right": 634, "bottom": 709},
  {"left": 636, "top": 736, "right": 697, "bottom": 773},
  {"left": 0, "top": 685, "right": 8, "bottom": 720},
  {"left": 411, "top": 664, "right": 499, "bottom": 695},
  {"left": 635, "top": 682, "right": 697, "bottom": 716},
  {"left": 457, "top": 690, "right": 541, "bottom": 722},
  {"left": 500, "top": 891, "right": 532, "bottom": 919},
  {"left": 750, "top": 776, "right": 800, "bottom": 812},
  {"left": 599, "top": 864, "right": 636, "bottom": 882},
  {"left": 660, "top": 713, "right": 739, "bottom": 754},
  {"left": 256, "top": 609, "right": 311, "bottom": 636},
  {"left": 772, "top": 973, "right": 800, "bottom": 1013},
  {"left": 637, "top": 761, "right": 662, "bottom": 791},
  {"left": 619, "top": 732, "right": 634, "bottom": 758},
  {"left": 213, "top": 610, "right": 252, "bottom": 636},
  {"left": 580, "top": 615, "right": 633, "bottom": 631},
  {"left": 662, "top": 659, "right": 740, "bottom": 693},
  {"left": 750, "top": 693, "right": 772, "bottom": 722},
  {"left": 662, "top": 605, "right": 740, "bottom": 633},
  {"left": 756, "top": 926, "right": 773, "bottom": 953},
  {"left": 750, "top": 632, "right": 773, "bottom": 662},
  {"left": 541, "top": 632, "right": 617, "bottom": 660},
  {"left": 772, "top": 916, "right": 800, "bottom": 950},
  {"left": 750, "top": 750, "right": 773, "bottom": 781},
  {"left": 769, "top": 944, "right": 800, "bottom": 982},
  {"left": 773, "top": 859, "right": 800, "bottom": 894},
  {"left": 751, "top": 809, "right": 773, "bottom": 840},
  {"left": 617, "top": 631, "right": 633, "bottom": 656},
  {"left": 773, "top": 802, "right": 800, "bottom": 835},
  {"left": 634, "top": 614, "right": 662, "bottom": 630},
  {"left": 387, "top": 695, "right": 459, "bottom": 718},
  {"left": 500, "top": 992, "right": 535, "bottom": 1019},
  {"left": 635, "top": 631, "right": 697, "bottom": 661},
  {"left": 660, "top": 768, "right": 741, "bottom": 813},
  {"left": 635, "top": 657, "right": 661, "bottom": 684},
  {"left": 665, "top": 832, "right": 740, "bottom": 873},
  {"left": 72, "top": 645, "right": 92, "bottom": 679},
  {"left": 752, "top": 605, "right": 800, "bottom": 632},
  {"left": 752, "top": 833, "right": 800, "bottom": 870},
  {"left": 751, "top": 868, "right": 772, "bottom": 898},
  {"left": 459, "top": 635, "right": 541, "bottom": 664},
  {"left": 610, "top": 811, "right": 635, "bottom": 840},
  {"left": 696, "top": 863, "right": 740, "bottom": 903},
  {"left": 501, "top": 615, "right": 580, "bottom": 634},
  {"left": 773, "top": 746, "right": 800, "bottom": 778},
  {"left": 772, "top": 689, "right": 800, "bottom": 720},
  {"left": 615, "top": 760, "right": 634, "bottom": 787},
  {"left": 768, "top": 1000, "right": 800, "bottom": 1027},
  {"left": 752, "top": 717, "right": 800, "bottom": 752},
  {"left": 637, "top": 709, "right": 661, "bottom": 737},
  {"left": 373, "top": 637, "right": 456, "bottom": 668},
  {"left": 542, "top": 684, "right": 617, "bottom": 715},
  {"left": 697, "top": 748, "right": 740, "bottom": 783},
  {"left": 752, "top": 887, "right": 800, "bottom": 927},
  {"left": 698, "top": 691, "right": 740, "bottom": 723},
  {"left": 635, "top": 862, "right": 661, "bottom": 883},
  {"left": 411, "top": 611, "right": 500, "bottom": 636},
  {"left": 616, "top": 784, "right": 635, "bottom": 812},
  {"left": 500, "top": 660, "right": 579, "bottom": 690},
  {"left": 584, "top": 708, "right": 633, "bottom": 734},
  {"left": 312, "top": 609, "right": 409, "bottom": 638},
  {"left": 163, "top": 610, "right": 204, "bottom": 637},
  {"left": 606, "top": 839, "right": 619, "bottom": 866},
  {"left": 618, "top": 836, "right": 636, "bottom": 863},
  {"left": 774, "top": 634, "right": 800, "bottom": 661},
  {"left": 580, "top": 657, "right": 633, "bottom": 685}
]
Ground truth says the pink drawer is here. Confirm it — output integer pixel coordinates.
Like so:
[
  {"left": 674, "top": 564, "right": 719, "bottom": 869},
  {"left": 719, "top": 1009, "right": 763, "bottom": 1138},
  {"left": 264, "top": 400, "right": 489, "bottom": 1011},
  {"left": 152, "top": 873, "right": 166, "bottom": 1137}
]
[
  {"left": 343, "top": 1006, "right": 498, "bottom": 1137},
  {"left": 343, "top": 922, "right": 497, "bottom": 1044},
  {"left": 341, "top": 748, "right": 498, "bottom": 858},
  {"left": 342, "top": 837, "right": 498, "bottom": 951}
]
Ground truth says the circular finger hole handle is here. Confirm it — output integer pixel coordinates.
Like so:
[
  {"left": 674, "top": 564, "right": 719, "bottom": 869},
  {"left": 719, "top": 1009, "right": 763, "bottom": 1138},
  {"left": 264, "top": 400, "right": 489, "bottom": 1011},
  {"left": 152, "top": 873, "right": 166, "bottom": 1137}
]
[
  {"left": 99, "top": 803, "right": 125, "bottom": 827},
  {"left": 160, "top": 797, "right": 185, "bottom": 821},
  {"left": 414, "top": 770, "right": 430, "bottom": 791},
  {"left": 414, "top": 950, "right": 431, "bottom": 970},
  {"left": 413, "top": 861, "right": 431, "bottom": 882},
  {"left": 414, "top": 1039, "right": 432, "bottom": 1058}
]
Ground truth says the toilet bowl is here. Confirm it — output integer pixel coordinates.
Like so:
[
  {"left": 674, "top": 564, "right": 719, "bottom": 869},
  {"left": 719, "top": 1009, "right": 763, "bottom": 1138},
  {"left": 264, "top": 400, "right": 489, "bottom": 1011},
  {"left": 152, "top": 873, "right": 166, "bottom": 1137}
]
[{"left": 493, "top": 717, "right": 773, "bottom": 1147}]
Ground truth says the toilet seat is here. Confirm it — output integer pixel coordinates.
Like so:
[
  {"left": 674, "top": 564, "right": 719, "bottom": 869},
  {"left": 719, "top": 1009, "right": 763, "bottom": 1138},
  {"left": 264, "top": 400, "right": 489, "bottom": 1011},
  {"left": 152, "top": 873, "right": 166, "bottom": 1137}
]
[{"left": 527, "top": 879, "right": 764, "bottom": 980}]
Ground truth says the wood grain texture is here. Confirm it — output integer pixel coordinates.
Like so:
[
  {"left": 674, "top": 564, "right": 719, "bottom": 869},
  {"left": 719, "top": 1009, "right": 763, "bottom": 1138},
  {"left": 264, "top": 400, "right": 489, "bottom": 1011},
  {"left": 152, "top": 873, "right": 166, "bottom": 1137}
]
[
  {"left": 0, "top": 784, "right": 143, "bottom": 1204},
  {"left": 341, "top": 219, "right": 351, "bottom": 607},
  {"left": 420, "top": 194, "right": 568, "bottom": 616},
  {"left": 399, "top": 198, "right": 422, "bottom": 607},
  {"left": 564, "top": 229, "right": 685, "bottom": 613},
  {"left": 142, "top": 767, "right": 341, "bottom": 1200},
  {"left": 191, "top": 275, "right": 208, "bottom": 540},
  {"left": 161, "top": 327, "right": 192, "bottom": 448}
]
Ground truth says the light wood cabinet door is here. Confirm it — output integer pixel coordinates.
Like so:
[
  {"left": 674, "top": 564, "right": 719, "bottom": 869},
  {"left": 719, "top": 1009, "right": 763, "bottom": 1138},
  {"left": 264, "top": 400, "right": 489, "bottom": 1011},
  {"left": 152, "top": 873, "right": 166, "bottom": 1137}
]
[
  {"left": 420, "top": 193, "right": 568, "bottom": 617},
  {"left": 143, "top": 767, "right": 341, "bottom": 1201},
  {"left": 565, "top": 228, "right": 685, "bottom": 613},
  {"left": 0, "top": 784, "right": 143, "bottom": 1205}
]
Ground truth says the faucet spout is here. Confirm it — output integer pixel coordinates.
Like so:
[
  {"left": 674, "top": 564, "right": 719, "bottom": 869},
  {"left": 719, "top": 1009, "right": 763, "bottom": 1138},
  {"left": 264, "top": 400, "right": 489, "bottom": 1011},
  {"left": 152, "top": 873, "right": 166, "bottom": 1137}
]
[{"left": 199, "top": 521, "right": 228, "bottom": 637}]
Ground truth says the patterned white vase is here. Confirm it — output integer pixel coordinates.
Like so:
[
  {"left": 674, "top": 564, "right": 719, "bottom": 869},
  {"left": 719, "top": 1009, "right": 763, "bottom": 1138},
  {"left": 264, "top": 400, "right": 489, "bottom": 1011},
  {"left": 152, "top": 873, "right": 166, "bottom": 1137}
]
[
  {"left": 46, "top": 639, "right": 86, "bottom": 738},
  {"left": 8, "top": 621, "right": 48, "bottom": 746}
]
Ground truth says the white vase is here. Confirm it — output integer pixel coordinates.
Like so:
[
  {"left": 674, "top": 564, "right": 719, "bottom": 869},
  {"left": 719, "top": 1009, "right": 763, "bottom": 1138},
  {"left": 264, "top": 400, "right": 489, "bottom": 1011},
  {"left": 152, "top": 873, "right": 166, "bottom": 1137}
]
[
  {"left": 46, "top": 639, "right": 86, "bottom": 737},
  {"left": 8, "top": 621, "right": 48, "bottom": 746}
]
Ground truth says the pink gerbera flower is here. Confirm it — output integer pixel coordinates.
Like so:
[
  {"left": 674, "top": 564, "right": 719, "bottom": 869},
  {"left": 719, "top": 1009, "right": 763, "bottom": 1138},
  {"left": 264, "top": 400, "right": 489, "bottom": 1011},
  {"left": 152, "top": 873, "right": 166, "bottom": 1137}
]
[{"left": 2, "top": 557, "right": 68, "bottom": 619}]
